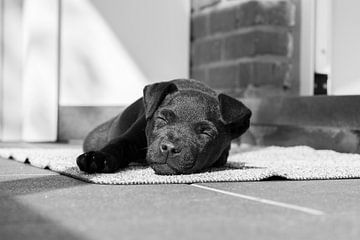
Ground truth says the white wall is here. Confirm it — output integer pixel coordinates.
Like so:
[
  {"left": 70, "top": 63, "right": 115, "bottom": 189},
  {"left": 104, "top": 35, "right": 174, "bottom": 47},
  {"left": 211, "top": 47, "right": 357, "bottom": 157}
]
[
  {"left": 330, "top": 0, "right": 360, "bottom": 95},
  {"left": 0, "top": 0, "right": 190, "bottom": 141},
  {"left": 60, "top": 0, "right": 190, "bottom": 106}
]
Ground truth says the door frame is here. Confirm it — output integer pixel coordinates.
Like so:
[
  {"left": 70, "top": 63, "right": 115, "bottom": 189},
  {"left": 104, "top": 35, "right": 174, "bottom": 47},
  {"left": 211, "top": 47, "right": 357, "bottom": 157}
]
[{"left": 0, "top": 0, "right": 60, "bottom": 142}]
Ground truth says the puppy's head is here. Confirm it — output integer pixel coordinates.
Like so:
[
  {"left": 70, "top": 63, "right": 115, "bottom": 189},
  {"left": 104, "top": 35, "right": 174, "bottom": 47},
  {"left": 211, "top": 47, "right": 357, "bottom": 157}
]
[{"left": 143, "top": 81, "right": 251, "bottom": 175}]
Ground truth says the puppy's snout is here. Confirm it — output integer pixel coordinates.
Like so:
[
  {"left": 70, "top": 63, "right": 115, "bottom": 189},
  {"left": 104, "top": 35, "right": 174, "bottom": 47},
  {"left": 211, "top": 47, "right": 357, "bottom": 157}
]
[{"left": 160, "top": 142, "right": 181, "bottom": 156}]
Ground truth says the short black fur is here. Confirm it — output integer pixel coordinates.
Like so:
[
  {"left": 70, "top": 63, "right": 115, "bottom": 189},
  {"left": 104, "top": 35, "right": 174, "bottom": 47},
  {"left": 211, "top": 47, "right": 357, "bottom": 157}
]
[{"left": 77, "top": 79, "right": 251, "bottom": 175}]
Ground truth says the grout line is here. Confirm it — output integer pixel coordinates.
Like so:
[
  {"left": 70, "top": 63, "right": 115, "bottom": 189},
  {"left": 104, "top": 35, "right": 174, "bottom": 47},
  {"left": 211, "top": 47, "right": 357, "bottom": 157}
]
[
  {"left": 191, "top": 184, "right": 325, "bottom": 216},
  {"left": 0, "top": 173, "right": 58, "bottom": 177}
]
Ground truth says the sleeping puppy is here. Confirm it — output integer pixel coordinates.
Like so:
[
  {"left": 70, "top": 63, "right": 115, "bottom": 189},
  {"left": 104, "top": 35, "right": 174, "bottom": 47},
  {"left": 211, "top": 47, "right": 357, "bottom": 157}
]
[{"left": 76, "top": 79, "right": 251, "bottom": 175}]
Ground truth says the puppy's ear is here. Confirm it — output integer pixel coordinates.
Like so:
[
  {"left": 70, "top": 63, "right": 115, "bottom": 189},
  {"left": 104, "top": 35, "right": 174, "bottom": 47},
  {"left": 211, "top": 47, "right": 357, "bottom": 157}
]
[
  {"left": 143, "top": 82, "right": 178, "bottom": 120},
  {"left": 218, "top": 93, "right": 252, "bottom": 139}
]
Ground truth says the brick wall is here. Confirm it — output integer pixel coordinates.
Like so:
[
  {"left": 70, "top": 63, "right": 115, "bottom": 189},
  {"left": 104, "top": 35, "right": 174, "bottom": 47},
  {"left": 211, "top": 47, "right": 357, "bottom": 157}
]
[{"left": 190, "top": 0, "right": 299, "bottom": 98}]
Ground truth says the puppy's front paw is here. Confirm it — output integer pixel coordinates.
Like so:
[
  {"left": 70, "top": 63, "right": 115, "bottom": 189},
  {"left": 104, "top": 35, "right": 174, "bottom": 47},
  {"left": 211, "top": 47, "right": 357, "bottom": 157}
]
[{"left": 76, "top": 151, "right": 117, "bottom": 173}]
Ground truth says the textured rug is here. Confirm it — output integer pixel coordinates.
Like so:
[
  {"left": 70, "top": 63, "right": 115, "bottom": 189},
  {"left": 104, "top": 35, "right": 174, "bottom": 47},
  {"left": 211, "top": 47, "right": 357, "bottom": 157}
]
[{"left": 1, "top": 145, "right": 360, "bottom": 184}]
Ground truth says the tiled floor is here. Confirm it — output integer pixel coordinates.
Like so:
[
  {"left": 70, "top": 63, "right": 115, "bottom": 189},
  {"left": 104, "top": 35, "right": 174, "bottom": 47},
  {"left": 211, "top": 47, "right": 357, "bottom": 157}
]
[{"left": 1, "top": 144, "right": 360, "bottom": 240}]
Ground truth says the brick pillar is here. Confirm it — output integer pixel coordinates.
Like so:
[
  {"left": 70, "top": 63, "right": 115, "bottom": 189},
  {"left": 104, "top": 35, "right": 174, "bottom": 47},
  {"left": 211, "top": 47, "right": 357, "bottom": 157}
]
[{"left": 190, "top": 0, "right": 299, "bottom": 98}]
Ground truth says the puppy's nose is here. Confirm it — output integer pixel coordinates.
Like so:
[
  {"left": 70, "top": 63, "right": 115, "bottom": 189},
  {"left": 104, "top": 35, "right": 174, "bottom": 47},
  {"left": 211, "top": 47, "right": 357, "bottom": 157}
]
[{"left": 160, "top": 142, "right": 181, "bottom": 155}]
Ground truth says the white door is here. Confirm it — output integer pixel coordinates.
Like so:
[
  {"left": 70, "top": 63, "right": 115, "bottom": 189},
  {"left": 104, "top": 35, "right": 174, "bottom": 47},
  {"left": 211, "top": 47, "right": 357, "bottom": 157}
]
[{"left": 300, "top": 0, "right": 360, "bottom": 96}]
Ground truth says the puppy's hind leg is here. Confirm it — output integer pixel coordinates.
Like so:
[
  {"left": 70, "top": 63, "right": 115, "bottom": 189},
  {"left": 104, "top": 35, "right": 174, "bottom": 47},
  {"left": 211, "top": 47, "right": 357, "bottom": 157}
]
[{"left": 82, "top": 118, "right": 115, "bottom": 152}]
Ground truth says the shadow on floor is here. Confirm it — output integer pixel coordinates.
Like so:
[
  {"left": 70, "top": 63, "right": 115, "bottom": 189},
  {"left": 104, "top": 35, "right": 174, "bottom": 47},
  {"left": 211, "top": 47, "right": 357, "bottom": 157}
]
[
  {"left": 0, "top": 175, "right": 87, "bottom": 196},
  {"left": 0, "top": 175, "right": 87, "bottom": 240},
  {"left": 1, "top": 196, "right": 85, "bottom": 240}
]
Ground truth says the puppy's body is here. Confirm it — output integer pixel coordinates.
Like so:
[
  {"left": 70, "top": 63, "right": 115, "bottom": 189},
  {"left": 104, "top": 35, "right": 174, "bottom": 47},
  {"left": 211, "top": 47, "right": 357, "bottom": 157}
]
[{"left": 77, "top": 79, "right": 251, "bottom": 175}]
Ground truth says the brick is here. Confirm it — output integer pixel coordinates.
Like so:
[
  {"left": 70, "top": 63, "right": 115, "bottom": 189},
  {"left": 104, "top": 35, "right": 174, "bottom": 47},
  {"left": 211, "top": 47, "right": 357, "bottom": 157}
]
[
  {"left": 253, "top": 61, "right": 290, "bottom": 86},
  {"left": 190, "top": 68, "right": 207, "bottom": 82},
  {"left": 192, "top": 39, "right": 222, "bottom": 66},
  {"left": 237, "top": 63, "right": 252, "bottom": 88},
  {"left": 239, "top": 61, "right": 290, "bottom": 87},
  {"left": 224, "top": 33, "right": 255, "bottom": 59},
  {"left": 208, "top": 65, "right": 238, "bottom": 89},
  {"left": 224, "top": 31, "right": 290, "bottom": 59},
  {"left": 192, "top": 0, "right": 221, "bottom": 12},
  {"left": 209, "top": 7, "right": 237, "bottom": 34},
  {"left": 236, "top": 0, "right": 295, "bottom": 27},
  {"left": 253, "top": 31, "right": 291, "bottom": 56},
  {"left": 191, "top": 14, "right": 209, "bottom": 40}
]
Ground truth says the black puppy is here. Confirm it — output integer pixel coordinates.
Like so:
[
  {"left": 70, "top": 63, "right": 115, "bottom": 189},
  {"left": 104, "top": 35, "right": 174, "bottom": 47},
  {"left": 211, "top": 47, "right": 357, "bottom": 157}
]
[{"left": 76, "top": 79, "right": 251, "bottom": 175}]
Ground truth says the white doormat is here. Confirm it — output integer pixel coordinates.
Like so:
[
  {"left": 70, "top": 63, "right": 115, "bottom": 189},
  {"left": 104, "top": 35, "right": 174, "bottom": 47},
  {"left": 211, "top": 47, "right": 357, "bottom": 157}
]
[{"left": 1, "top": 145, "right": 360, "bottom": 184}]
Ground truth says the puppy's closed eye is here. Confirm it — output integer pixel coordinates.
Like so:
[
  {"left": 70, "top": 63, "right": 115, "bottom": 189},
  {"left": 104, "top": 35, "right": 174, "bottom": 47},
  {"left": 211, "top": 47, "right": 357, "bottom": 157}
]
[
  {"left": 155, "top": 116, "right": 167, "bottom": 128},
  {"left": 155, "top": 109, "right": 177, "bottom": 128},
  {"left": 195, "top": 121, "right": 217, "bottom": 138},
  {"left": 156, "top": 116, "right": 167, "bottom": 123}
]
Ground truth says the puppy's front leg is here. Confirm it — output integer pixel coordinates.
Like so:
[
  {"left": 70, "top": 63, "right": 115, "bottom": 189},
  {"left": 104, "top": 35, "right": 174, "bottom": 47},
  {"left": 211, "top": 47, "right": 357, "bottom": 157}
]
[
  {"left": 77, "top": 116, "right": 147, "bottom": 173},
  {"left": 76, "top": 138, "right": 142, "bottom": 173}
]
